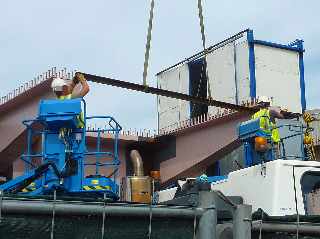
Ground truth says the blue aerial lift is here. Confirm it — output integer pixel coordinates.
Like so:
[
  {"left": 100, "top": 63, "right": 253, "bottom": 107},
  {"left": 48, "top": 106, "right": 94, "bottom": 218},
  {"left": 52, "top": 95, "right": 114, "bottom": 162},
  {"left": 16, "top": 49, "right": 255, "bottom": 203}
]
[
  {"left": 0, "top": 98, "right": 122, "bottom": 199},
  {"left": 238, "top": 117, "right": 306, "bottom": 167}
]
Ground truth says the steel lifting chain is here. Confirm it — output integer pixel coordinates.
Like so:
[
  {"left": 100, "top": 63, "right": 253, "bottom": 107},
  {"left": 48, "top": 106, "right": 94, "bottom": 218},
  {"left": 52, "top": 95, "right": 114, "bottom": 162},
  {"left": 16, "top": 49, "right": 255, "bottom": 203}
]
[{"left": 143, "top": 0, "right": 155, "bottom": 87}]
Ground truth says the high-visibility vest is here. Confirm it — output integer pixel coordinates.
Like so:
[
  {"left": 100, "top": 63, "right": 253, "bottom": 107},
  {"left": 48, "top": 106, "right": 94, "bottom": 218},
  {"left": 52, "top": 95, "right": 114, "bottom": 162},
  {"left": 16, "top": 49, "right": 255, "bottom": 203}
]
[
  {"left": 252, "top": 109, "right": 280, "bottom": 143},
  {"left": 58, "top": 94, "right": 72, "bottom": 100},
  {"left": 58, "top": 94, "right": 84, "bottom": 128}
]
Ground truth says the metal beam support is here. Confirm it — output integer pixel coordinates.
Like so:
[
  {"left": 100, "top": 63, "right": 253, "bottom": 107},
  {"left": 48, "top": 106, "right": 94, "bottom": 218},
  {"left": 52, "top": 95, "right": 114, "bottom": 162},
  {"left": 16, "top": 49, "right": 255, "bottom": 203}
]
[
  {"left": 197, "top": 191, "right": 217, "bottom": 239},
  {"left": 233, "top": 204, "right": 252, "bottom": 239},
  {"left": 81, "top": 72, "right": 256, "bottom": 113}
]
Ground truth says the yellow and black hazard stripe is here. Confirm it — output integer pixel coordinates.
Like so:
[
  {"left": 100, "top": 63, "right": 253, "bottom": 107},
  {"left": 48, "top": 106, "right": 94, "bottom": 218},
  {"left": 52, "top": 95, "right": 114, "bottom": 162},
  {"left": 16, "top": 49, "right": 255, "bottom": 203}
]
[
  {"left": 83, "top": 185, "right": 111, "bottom": 191},
  {"left": 22, "top": 187, "right": 37, "bottom": 192},
  {"left": 21, "top": 183, "right": 37, "bottom": 193},
  {"left": 303, "top": 112, "right": 314, "bottom": 123}
]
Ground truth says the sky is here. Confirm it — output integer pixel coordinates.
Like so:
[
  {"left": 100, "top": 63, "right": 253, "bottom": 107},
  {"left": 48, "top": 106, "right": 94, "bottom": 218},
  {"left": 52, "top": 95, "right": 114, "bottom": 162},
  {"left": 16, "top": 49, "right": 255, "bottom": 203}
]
[{"left": 0, "top": 0, "right": 319, "bottom": 131}]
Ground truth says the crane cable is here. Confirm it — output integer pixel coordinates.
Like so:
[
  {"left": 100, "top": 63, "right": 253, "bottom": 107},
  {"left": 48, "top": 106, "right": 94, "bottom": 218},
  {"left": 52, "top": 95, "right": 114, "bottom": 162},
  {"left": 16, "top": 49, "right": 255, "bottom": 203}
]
[
  {"left": 197, "top": 0, "right": 213, "bottom": 100},
  {"left": 142, "top": 0, "right": 213, "bottom": 103},
  {"left": 142, "top": 0, "right": 155, "bottom": 87}
]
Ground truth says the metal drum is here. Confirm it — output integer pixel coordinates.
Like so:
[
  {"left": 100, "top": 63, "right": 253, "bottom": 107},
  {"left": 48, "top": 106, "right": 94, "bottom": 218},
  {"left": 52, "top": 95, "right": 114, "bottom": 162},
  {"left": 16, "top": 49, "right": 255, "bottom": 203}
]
[{"left": 122, "top": 176, "right": 152, "bottom": 203}]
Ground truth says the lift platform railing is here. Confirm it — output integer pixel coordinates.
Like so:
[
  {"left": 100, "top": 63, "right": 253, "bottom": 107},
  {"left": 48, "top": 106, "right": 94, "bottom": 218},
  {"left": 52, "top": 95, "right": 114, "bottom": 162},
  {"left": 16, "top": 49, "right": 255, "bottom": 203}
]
[
  {"left": 241, "top": 117, "right": 306, "bottom": 167},
  {"left": 19, "top": 99, "right": 123, "bottom": 186},
  {"left": 20, "top": 118, "right": 122, "bottom": 185},
  {"left": 84, "top": 116, "right": 122, "bottom": 180},
  {"left": 276, "top": 122, "right": 306, "bottom": 161},
  {"left": 255, "top": 120, "right": 306, "bottom": 162}
]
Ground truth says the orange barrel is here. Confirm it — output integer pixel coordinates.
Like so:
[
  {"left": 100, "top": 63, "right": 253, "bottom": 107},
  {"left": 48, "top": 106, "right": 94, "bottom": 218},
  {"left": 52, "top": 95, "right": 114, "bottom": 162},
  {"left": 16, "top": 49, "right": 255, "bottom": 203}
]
[
  {"left": 150, "top": 170, "right": 160, "bottom": 180},
  {"left": 150, "top": 170, "right": 161, "bottom": 191}
]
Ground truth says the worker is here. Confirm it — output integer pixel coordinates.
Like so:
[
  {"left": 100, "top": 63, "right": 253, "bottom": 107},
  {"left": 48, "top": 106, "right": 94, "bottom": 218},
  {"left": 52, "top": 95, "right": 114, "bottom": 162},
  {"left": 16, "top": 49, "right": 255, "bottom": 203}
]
[
  {"left": 252, "top": 99, "right": 283, "bottom": 144},
  {"left": 252, "top": 97, "right": 299, "bottom": 158},
  {"left": 252, "top": 97, "right": 283, "bottom": 159},
  {"left": 51, "top": 72, "right": 90, "bottom": 100},
  {"left": 51, "top": 73, "right": 90, "bottom": 128}
]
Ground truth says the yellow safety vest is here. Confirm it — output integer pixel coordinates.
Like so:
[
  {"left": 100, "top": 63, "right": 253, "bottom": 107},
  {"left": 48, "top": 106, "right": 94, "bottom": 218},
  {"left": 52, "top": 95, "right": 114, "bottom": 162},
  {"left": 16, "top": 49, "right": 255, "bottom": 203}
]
[
  {"left": 58, "top": 94, "right": 72, "bottom": 100},
  {"left": 252, "top": 109, "right": 280, "bottom": 143},
  {"left": 58, "top": 94, "right": 84, "bottom": 128}
]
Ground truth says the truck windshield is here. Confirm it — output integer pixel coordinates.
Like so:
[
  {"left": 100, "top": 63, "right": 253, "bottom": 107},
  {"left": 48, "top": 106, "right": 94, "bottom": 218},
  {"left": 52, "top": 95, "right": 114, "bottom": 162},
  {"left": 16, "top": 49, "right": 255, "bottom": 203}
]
[{"left": 301, "top": 171, "right": 320, "bottom": 215}]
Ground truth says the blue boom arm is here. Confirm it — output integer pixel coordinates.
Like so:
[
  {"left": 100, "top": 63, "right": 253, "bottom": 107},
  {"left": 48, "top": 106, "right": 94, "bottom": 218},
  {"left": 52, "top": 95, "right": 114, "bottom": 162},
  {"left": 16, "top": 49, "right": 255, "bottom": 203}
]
[{"left": 0, "top": 98, "right": 122, "bottom": 199}]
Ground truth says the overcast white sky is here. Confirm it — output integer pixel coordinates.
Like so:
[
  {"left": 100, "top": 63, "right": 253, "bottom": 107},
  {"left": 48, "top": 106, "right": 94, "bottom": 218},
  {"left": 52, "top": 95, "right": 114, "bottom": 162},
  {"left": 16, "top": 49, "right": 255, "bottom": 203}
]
[{"left": 0, "top": 1, "right": 319, "bottom": 130}]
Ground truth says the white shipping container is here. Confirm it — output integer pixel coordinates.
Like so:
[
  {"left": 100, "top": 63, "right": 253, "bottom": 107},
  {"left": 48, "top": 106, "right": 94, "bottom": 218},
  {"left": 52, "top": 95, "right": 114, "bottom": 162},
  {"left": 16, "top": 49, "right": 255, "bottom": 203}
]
[
  {"left": 254, "top": 44, "right": 302, "bottom": 113},
  {"left": 157, "top": 64, "right": 190, "bottom": 130},
  {"left": 206, "top": 42, "right": 237, "bottom": 115},
  {"left": 157, "top": 30, "right": 306, "bottom": 131}
]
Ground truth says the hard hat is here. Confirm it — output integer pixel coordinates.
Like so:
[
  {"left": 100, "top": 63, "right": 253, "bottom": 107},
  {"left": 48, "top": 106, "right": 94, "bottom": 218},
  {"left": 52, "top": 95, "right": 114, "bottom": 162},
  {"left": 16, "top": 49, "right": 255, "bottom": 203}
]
[
  {"left": 258, "top": 96, "right": 272, "bottom": 104},
  {"left": 258, "top": 96, "right": 273, "bottom": 106},
  {"left": 51, "top": 77, "right": 68, "bottom": 92},
  {"left": 197, "top": 174, "right": 208, "bottom": 182}
]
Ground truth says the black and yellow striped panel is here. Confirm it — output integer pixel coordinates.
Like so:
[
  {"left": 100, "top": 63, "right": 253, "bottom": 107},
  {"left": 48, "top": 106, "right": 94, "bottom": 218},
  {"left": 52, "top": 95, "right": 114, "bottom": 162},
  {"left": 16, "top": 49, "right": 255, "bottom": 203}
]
[
  {"left": 303, "top": 112, "right": 313, "bottom": 123},
  {"left": 83, "top": 185, "right": 111, "bottom": 191},
  {"left": 22, "top": 187, "right": 36, "bottom": 192},
  {"left": 22, "top": 183, "right": 37, "bottom": 193}
]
